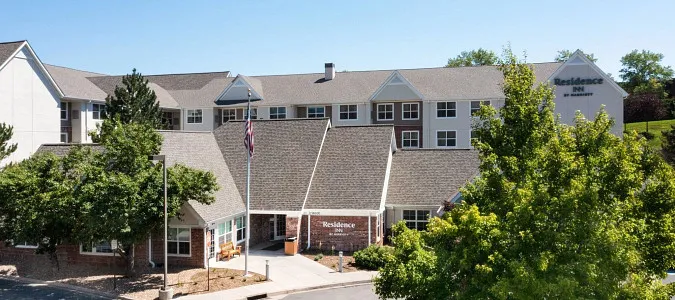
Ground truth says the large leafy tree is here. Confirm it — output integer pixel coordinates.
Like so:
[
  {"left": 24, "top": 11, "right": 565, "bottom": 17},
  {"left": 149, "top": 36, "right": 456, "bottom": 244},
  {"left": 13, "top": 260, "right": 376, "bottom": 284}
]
[
  {"left": 620, "top": 50, "right": 674, "bottom": 97},
  {"left": 554, "top": 49, "right": 598, "bottom": 62},
  {"left": 446, "top": 48, "right": 498, "bottom": 67},
  {"left": 623, "top": 93, "right": 668, "bottom": 131},
  {"left": 0, "top": 123, "right": 17, "bottom": 163},
  {"left": 376, "top": 50, "right": 675, "bottom": 299},
  {"left": 104, "top": 68, "right": 165, "bottom": 129}
]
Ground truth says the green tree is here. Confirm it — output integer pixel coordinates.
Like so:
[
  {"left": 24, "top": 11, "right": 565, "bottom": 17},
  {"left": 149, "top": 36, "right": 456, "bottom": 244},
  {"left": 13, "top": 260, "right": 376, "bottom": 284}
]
[
  {"left": 446, "top": 48, "right": 498, "bottom": 67},
  {"left": 554, "top": 49, "right": 598, "bottom": 62},
  {"left": 104, "top": 68, "right": 165, "bottom": 129},
  {"left": 620, "top": 50, "right": 674, "bottom": 97},
  {"left": 375, "top": 49, "right": 675, "bottom": 299},
  {"left": 76, "top": 118, "right": 218, "bottom": 276},
  {"left": 0, "top": 123, "right": 17, "bottom": 163}
]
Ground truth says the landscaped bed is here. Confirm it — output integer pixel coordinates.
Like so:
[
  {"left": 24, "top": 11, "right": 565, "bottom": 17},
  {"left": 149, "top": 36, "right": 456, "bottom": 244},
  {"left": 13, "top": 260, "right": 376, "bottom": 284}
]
[
  {"left": 0, "top": 260, "right": 265, "bottom": 299},
  {"left": 301, "top": 250, "right": 362, "bottom": 273}
]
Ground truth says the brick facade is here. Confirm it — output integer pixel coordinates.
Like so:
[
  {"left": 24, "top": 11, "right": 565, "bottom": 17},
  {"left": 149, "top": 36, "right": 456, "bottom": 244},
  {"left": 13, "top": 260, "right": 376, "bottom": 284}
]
[
  {"left": 299, "top": 215, "right": 383, "bottom": 252},
  {"left": 249, "top": 214, "right": 272, "bottom": 248},
  {"left": 150, "top": 228, "right": 204, "bottom": 268}
]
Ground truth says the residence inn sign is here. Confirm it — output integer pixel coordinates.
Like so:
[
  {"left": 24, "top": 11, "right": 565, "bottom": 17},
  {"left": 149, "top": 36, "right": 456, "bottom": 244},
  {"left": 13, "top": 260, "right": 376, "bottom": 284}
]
[
  {"left": 554, "top": 77, "right": 604, "bottom": 97},
  {"left": 322, "top": 221, "right": 356, "bottom": 236}
]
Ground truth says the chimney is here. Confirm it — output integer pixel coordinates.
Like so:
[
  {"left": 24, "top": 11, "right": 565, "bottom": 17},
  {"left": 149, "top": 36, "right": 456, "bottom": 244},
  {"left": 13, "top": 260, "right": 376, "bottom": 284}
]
[{"left": 325, "top": 63, "right": 335, "bottom": 80}]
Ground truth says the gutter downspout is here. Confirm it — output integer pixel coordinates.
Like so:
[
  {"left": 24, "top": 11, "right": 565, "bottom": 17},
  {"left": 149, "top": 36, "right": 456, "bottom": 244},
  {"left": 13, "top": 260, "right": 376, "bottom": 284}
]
[
  {"left": 306, "top": 213, "right": 311, "bottom": 250},
  {"left": 368, "top": 212, "right": 372, "bottom": 246},
  {"left": 148, "top": 234, "right": 155, "bottom": 268}
]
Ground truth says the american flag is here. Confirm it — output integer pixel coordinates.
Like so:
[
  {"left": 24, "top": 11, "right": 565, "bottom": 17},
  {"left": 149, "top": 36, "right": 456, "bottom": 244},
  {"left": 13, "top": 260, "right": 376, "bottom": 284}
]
[{"left": 244, "top": 118, "right": 254, "bottom": 157}]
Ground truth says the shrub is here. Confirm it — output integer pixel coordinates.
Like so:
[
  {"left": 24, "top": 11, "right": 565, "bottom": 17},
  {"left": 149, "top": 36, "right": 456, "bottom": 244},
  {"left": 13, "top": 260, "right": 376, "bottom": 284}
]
[
  {"left": 353, "top": 245, "right": 393, "bottom": 270},
  {"left": 639, "top": 131, "right": 656, "bottom": 140},
  {"left": 314, "top": 253, "right": 324, "bottom": 261}
]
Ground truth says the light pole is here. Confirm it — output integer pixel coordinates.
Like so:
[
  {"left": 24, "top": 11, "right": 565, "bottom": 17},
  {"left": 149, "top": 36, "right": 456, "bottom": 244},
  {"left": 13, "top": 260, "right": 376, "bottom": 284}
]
[{"left": 149, "top": 155, "right": 172, "bottom": 300}]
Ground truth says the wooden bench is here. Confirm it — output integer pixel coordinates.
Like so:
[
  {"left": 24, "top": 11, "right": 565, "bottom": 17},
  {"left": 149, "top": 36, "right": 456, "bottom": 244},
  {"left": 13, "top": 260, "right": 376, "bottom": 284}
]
[{"left": 219, "top": 241, "right": 242, "bottom": 261}]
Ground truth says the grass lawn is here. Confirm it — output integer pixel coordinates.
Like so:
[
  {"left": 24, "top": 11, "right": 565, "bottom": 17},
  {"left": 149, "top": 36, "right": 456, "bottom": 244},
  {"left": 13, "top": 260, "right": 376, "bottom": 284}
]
[{"left": 625, "top": 119, "right": 675, "bottom": 149}]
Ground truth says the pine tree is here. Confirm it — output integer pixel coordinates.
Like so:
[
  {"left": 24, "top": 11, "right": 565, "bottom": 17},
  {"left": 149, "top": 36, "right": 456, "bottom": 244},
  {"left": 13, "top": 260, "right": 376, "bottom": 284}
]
[{"left": 105, "top": 69, "right": 165, "bottom": 129}]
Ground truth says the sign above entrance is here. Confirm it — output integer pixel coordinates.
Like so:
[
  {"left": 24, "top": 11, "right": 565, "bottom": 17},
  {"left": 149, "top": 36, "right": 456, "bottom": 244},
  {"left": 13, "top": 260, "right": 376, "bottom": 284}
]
[
  {"left": 554, "top": 77, "right": 604, "bottom": 97},
  {"left": 322, "top": 221, "right": 355, "bottom": 236}
]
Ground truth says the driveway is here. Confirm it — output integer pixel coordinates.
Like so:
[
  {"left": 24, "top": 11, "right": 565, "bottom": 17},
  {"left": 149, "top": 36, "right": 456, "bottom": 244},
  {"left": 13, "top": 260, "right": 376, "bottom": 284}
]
[
  {"left": 0, "top": 277, "right": 111, "bottom": 300},
  {"left": 273, "top": 284, "right": 377, "bottom": 300}
]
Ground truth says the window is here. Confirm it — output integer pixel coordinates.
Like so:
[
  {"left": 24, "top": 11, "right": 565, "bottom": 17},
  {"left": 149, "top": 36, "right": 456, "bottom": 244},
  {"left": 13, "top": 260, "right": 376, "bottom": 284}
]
[
  {"left": 437, "top": 131, "right": 457, "bottom": 147},
  {"left": 92, "top": 104, "right": 106, "bottom": 120},
  {"left": 403, "top": 210, "right": 431, "bottom": 231},
  {"left": 402, "top": 103, "right": 419, "bottom": 120},
  {"left": 236, "top": 216, "right": 246, "bottom": 242},
  {"left": 339, "top": 105, "right": 358, "bottom": 120},
  {"left": 60, "top": 132, "right": 68, "bottom": 143},
  {"left": 245, "top": 108, "right": 258, "bottom": 120},
  {"left": 217, "top": 220, "right": 233, "bottom": 246},
  {"left": 222, "top": 109, "right": 237, "bottom": 123},
  {"left": 187, "top": 109, "right": 203, "bottom": 124},
  {"left": 270, "top": 107, "right": 286, "bottom": 119},
  {"left": 60, "top": 102, "right": 69, "bottom": 120},
  {"left": 162, "top": 111, "right": 175, "bottom": 128},
  {"left": 376, "top": 214, "right": 381, "bottom": 241},
  {"left": 436, "top": 102, "right": 456, "bottom": 118},
  {"left": 471, "top": 100, "right": 490, "bottom": 115},
  {"left": 168, "top": 227, "right": 191, "bottom": 256},
  {"left": 377, "top": 103, "right": 394, "bottom": 121},
  {"left": 307, "top": 106, "right": 325, "bottom": 118},
  {"left": 81, "top": 240, "right": 115, "bottom": 255},
  {"left": 15, "top": 241, "right": 38, "bottom": 248},
  {"left": 402, "top": 131, "right": 419, "bottom": 148}
]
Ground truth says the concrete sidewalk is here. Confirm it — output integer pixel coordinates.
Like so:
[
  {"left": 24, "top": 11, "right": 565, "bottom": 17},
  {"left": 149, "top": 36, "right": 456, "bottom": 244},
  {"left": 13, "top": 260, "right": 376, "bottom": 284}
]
[{"left": 181, "top": 247, "right": 377, "bottom": 300}]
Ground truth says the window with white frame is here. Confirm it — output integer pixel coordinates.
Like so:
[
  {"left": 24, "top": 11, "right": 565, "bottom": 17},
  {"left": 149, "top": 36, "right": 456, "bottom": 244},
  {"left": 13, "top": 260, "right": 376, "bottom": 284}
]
[
  {"left": 81, "top": 240, "right": 115, "bottom": 255},
  {"left": 245, "top": 108, "right": 258, "bottom": 120},
  {"left": 92, "top": 104, "right": 106, "bottom": 120},
  {"left": 377, "top": 103, "right": 394, "bottom": 121},
  {"left": 470, "top": 100, "right": 490, "bottom": 115},
  {"left": 403, "top": 210, "right": 431, "bottom": 231},
  {"left": 401, "top": 131, "right": 419, "bottom": 148},
  {"left": 437, "top": 131, "right": 457, "bottom": 147},
  {"left": 60, "top": 132, "right": 68, "bottom": 143},
  {"left": 168, "top": 227, "right": 190, "bottom": 256},
  {"left": 436, "top": 102, "right": 456, "bottom": 118},
  {"left": 15, "top": 241, "right": 38, "bottom": 248},
  {"left": 269, "top": 107, "right": 286, "bottom": 119},
  {"left": 222, "top": 108, "right": 237, "bottom": 123},
  {"left": 236, "top": 216, "right": 246, "bottom": 242},
  {"left": 60, "top": 102, "right": 69, "bottom": 120},
  {"left": 307, "top": 106, "right": 325, "bottom": 118},
  {"left": 402, "top": 103, "right": 419, "bottom": 120},
  {"left": 339, "top": 104, "right": 358, "bottom": 120},
  {"left": 217, "top": 220, "right": 233, "bottom": 246},
  {"left": 187, "top": 109, "right": 203, "bottom": 124}
]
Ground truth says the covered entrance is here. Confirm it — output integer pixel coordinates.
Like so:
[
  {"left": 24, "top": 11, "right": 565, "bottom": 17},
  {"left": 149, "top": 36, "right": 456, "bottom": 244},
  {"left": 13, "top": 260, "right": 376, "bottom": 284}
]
[{"left": 269, "top": 214, "right": 286, "bottom": 240}]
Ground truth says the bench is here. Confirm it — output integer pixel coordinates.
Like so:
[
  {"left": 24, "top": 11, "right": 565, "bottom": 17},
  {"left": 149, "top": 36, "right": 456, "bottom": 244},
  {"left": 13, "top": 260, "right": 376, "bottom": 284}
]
[{"left": 219, "top": 241, "right": 242, "bottom": 261}]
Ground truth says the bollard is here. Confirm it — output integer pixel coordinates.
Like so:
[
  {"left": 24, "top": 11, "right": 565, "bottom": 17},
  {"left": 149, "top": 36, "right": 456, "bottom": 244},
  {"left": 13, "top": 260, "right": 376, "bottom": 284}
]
[
  {"left": 266, "top": 259, "right": 270, "bottom": 281},
  {"left": 339, "top": 251, "right": 343, "bottom": 273}
]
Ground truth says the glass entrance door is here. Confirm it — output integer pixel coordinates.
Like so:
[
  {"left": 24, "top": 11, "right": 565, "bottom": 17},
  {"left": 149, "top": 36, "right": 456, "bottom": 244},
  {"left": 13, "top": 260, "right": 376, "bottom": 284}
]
[{"left": 269, "top": 214, "right": 286, "bottom": 240}]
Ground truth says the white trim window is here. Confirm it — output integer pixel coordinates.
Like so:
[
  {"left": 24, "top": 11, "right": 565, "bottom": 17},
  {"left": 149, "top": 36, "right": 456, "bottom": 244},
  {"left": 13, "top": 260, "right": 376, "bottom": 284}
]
[
  {"left": 401, "top": 131, "right": 419, "bottom": 148},
  {"left": 402, "top": 103, "right": 419, "bottom": 120},
  {"left": 81, "top": 240, "right": 115, "bottom": 255},
  {"left": 15, "top": 241, "right": 38, "bottom": 249},
  {"left": 377, "top": 103, "right": 394, "bottom": 121},
  {"left": 60, "top": 132, "right": 68, "bottom": 143},
  {"left": 246, "top": 108, "right": 258, "bottom": 120},
  {"left": 403, "top": 210, "right": 431, "bottom": 231},
  {"left": 222, "top": 108, "right": 237, "bottom": 123},
  {"left": 269, "top": 107, "right": 286, "bottom": 119},
  {"left": 437, "top": 130, "right": 457, "bottom": 147},
  {"left": 60, "top": 102, "right": 69, "bottom": 120},
  {"left": 307, "top": 106, "right": 325, "bottom": 118},
  {"left": 339, "top": 104, "right": 358, "bottom": 120},
  {"left": 92, "top": 103, "right": 106, "bottom": 120},
  {"left": 470, "top": 100, "right": 490, "bottom": 116},
  {"left": 187, "top": 109, "right": 203, "bottom": 124},
  {"left": 217, "top": 220, "right": 233, "bottom": 246},
  {"left": 436, "top": 102, "right": 456, "bottom": 118},
  {"left": 168, "top": 227, "right": 191, "bottom": 256},
  {"left": 236, "top": 216, "right": 246, "bottom": 242}
]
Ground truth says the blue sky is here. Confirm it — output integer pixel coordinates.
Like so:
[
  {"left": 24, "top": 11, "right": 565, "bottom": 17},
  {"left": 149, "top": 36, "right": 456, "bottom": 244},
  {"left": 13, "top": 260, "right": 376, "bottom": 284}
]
[{"left": 2, "top": 0, "right": 673, "bottom": 79}]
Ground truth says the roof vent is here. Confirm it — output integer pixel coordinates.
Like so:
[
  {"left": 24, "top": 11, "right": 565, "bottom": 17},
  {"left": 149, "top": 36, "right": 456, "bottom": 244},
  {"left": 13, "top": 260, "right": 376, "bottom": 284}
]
[{"left": 325, "top": 63, "right": 335, "bottom": 81}]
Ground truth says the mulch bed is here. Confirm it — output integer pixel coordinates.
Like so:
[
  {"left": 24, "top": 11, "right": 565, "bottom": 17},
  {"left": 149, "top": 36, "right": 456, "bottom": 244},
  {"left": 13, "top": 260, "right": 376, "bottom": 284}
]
[{"left": 300, "top": 250, "right": 366, "bottom": 273}]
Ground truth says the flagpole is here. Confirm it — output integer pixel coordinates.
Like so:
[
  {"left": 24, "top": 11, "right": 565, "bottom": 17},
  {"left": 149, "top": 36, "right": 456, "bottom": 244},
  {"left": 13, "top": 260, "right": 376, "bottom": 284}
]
[{"left": 244, "top": 88, "right": 251, "bottom": 277}]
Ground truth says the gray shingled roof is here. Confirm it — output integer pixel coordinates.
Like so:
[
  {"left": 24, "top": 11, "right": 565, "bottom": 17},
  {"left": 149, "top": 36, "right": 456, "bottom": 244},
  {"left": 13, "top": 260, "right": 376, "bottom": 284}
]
[
  {"left": 220, "top": 63, "right": 562, "bottom": 106},
  {"left": 159, "top": 131, "right": 244, "bottom": 222},
  {"left": 305, "top": 125, "right": 393, "bottom": 210},
  {"left": 36, "top": 143, "right": 105, "bottom": 156},
  {"left": 386, "top": 149, "right": 480, "bottom": 207},
  {"left": 213, "top": 118, "right": 330, "bottom": 211},
  {"left": 0, "top": 41, "right": 25, "bottom": 69},
  {"left": 44, "top": 64, "right": 108, "bottom": 100}
]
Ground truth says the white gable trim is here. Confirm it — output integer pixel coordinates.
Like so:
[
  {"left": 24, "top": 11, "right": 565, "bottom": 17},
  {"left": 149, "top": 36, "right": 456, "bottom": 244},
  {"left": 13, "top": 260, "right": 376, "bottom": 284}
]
[
  {"left": 216, "top": 75, "right": 263, "bottom": 101},
  {"left": 0, "top": 41, "right": 26, "bottom": 72},
  {"left": 548, "top": 50, "right": 628, "bottom": 98},
  {"left": 0, "top": 41, "right": 65, "bottom": 98},
  {"left": 369, "top": 70, "right": 425, "bottom": 101}
]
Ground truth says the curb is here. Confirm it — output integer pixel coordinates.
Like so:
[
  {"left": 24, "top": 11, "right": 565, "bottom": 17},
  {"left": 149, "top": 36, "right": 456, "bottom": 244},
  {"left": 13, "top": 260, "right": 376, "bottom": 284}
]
[
  {"left": 0, "top": 275, "right": 133, "bottom": 300},
  {"left": 239, "top": 279, "right": 374, "bottom": 300}
]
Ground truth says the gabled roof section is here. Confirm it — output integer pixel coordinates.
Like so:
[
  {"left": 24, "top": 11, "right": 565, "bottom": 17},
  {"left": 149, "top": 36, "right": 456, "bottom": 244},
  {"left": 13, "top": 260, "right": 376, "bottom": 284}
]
[
  {"left": 548, "top": 50, "right": 628, "bottom": 97},
  {"left": 213, "top": 118, "right": 330, "bottom": 212},
  {"left": 386, "top": 149, "right": 479, "bottom": 207},
  {"left": 215, "top": 74, "right": 264, "bottom": 105},
  {"left": 305, "top": 125, "right": 394, "bottom": 210},
  {"left": 159, "top": 131, "right": 245, "bottom": 222},
  {"left": 0, "top": 41, "right": 64, "bottom": 98},
  {"left": 45, "top": 64, "right": 108, "bottom": 100},
  {"left": 369, "top": 70, "right": 424, "bottom": 101},
  {"left": 0, "top": 40, "right": 26, "bottom": 71}
]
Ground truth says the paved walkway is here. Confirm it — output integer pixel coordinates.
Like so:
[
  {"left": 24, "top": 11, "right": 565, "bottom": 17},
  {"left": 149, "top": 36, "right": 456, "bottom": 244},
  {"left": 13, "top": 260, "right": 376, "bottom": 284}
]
[{"left": 182, "top": 245, "right": 377, "bottom": 300}]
